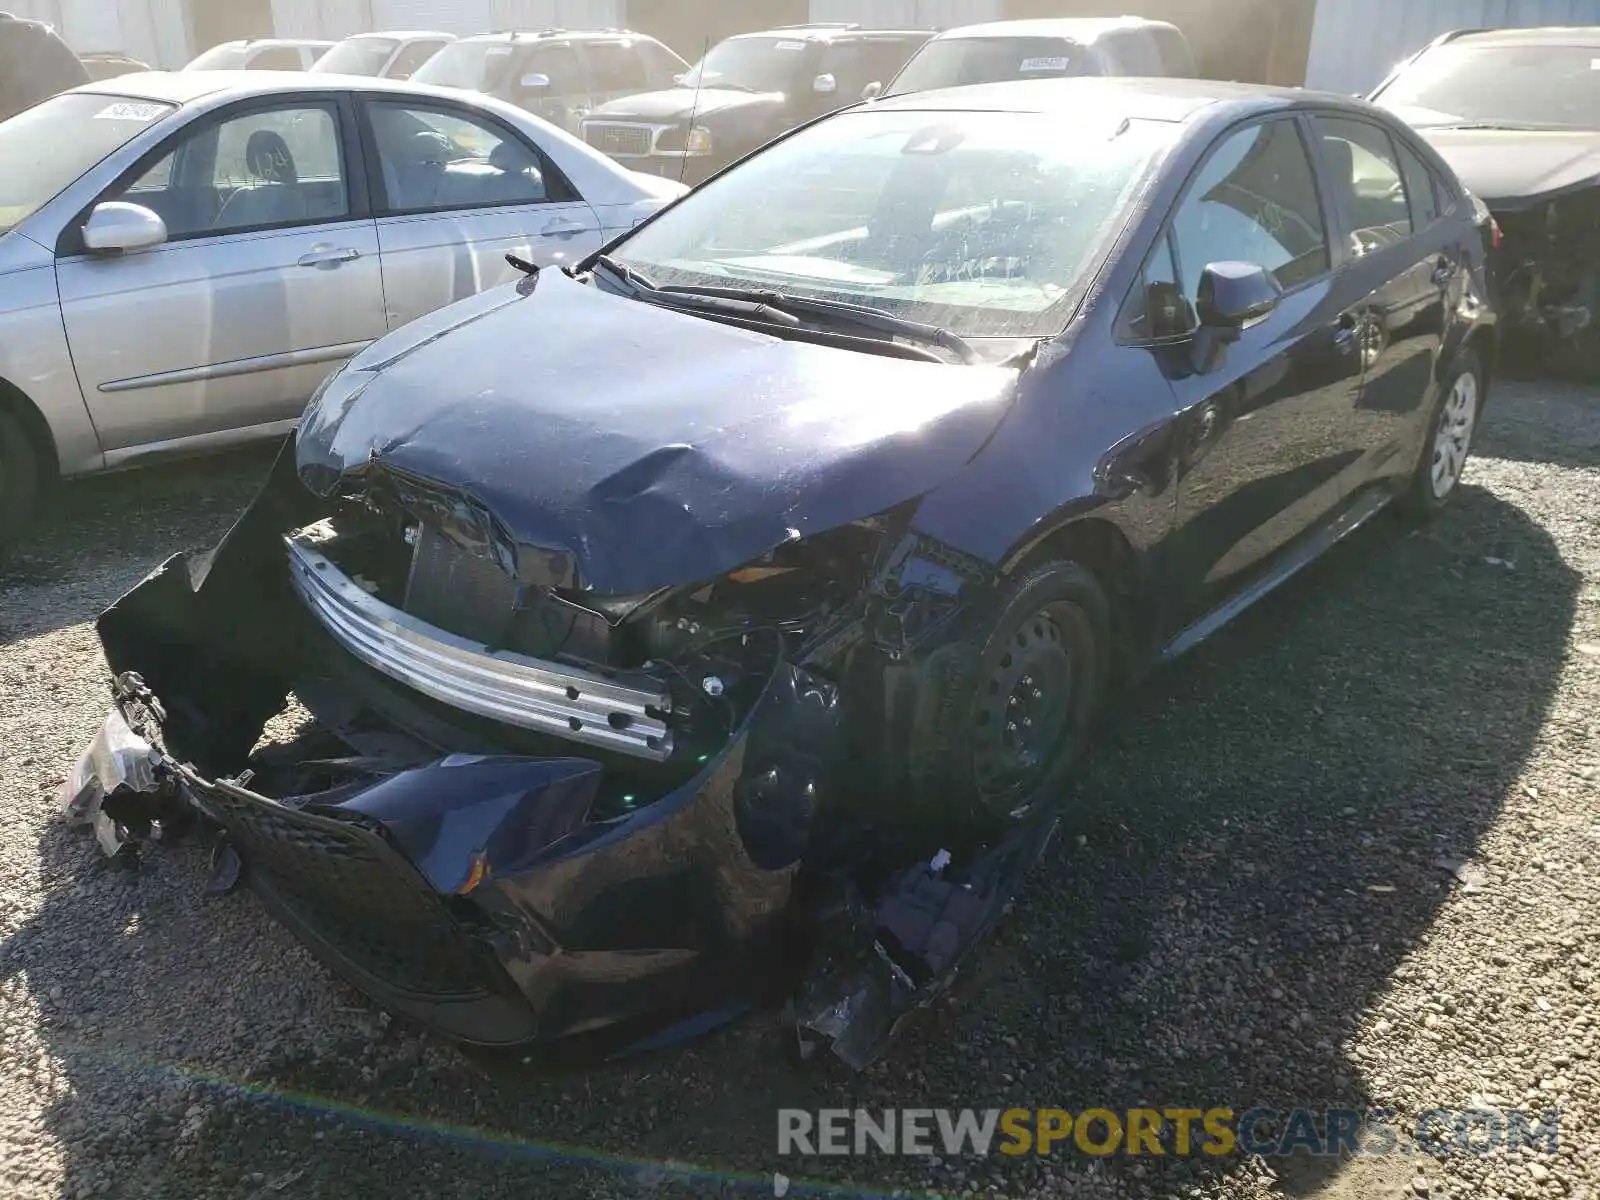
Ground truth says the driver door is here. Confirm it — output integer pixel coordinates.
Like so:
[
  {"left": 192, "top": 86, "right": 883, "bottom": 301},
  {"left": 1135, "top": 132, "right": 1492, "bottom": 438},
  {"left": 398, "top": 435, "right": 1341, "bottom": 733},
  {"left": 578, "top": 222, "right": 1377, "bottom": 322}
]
[
  {"left": 55, "top": 97, "right": 384, "bottom": 454},
  {"left": 1153, "top": 116, "right": 1367, "bottom": 625}
]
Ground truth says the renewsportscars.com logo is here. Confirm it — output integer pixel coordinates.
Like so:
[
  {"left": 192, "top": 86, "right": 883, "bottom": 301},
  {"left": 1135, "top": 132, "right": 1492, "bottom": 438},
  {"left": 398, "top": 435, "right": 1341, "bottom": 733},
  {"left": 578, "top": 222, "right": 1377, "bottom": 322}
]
[{"left": 777, "top": 1107, "right": 1562, "bottom": 1158}]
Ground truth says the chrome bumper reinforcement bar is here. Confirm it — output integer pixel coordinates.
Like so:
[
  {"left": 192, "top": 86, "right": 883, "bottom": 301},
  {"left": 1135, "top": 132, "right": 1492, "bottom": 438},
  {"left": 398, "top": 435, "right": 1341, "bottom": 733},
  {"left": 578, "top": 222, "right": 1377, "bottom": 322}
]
[{"left": 287, "top": 535, "right": 674, "bottom": 761}]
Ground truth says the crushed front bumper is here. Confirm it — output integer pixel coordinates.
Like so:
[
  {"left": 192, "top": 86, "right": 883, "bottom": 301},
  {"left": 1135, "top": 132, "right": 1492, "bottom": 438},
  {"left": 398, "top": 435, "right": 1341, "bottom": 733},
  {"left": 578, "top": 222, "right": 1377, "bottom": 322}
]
[
  {"left": 62, "top": 654, "right": 837, "bottom": 1053},
  {"left": 59, "top": 443, "right": 1054, "bottom": 1066}
]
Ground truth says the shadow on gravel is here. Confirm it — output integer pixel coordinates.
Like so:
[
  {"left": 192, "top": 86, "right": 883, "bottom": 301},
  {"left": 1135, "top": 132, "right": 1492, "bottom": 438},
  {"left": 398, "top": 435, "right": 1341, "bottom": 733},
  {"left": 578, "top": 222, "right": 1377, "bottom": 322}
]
[
  {"left": 1, "top": 480, "right": 1578, "bottom": 1199},
  {"left": 0, "top": 445, "right": 277, "bottom": 645}
]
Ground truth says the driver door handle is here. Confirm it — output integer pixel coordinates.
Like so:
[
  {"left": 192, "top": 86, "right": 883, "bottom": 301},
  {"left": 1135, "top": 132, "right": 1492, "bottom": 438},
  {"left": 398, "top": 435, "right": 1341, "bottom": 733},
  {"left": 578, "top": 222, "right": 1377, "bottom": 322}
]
[
  {"left": 541, "top": 217, "right": 589, "bottom": 237},
  {"left": 298, "top": 245, "right": 361, "bottom": 268}
]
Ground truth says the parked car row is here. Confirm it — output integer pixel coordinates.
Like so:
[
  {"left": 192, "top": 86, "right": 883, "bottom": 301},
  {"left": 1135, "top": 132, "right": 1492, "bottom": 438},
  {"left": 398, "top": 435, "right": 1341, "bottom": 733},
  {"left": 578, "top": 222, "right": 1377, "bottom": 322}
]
[{"left": 41, "top": 47, "right": 1503, "bottom": 1069}]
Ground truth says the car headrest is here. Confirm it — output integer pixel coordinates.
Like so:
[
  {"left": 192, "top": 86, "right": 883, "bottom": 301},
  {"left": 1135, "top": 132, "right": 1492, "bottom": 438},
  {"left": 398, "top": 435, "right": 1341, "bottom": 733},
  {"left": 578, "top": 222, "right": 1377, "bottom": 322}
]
[
  {"left": 397, "top": 130, "right": 451, "bottom": 168},
  {"left": 244, "top": 130, "right": 297, "bottom": 185}
]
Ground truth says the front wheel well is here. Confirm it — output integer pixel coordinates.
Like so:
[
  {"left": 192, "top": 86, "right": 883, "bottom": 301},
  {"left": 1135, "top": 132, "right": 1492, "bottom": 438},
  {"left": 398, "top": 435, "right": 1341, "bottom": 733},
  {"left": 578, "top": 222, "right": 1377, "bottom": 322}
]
[
  {"left": 1008, "top": 517, "right": 1148, "bottom": 680},
  {"left": 0, "top": 377, "right": 61, "bottom": 486}
]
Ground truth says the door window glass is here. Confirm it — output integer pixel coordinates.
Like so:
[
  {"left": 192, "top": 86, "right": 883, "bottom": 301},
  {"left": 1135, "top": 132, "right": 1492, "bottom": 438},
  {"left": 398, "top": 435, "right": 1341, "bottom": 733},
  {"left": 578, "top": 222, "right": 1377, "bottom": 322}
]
[
  {"left": 112, "top": 104, "right": 349, "bottom": 238},
  {"left": 1121, "top": 231, "right": 1195, "bottom": 340},
  {"left": 368, "top": 102, "right": 562, "bottom": 212},
  {"left": 1171, "top": 118, "right": 1330, "bottom": 296},
  {"left": 1314, "top": 116, "right": 1412, "bottom": 256},
  {"left": 584, "top": 41, "right": 648, "bottom": 92},
  {"left": 1397, "top": 142, "right": 1441, "bottom": 228}
]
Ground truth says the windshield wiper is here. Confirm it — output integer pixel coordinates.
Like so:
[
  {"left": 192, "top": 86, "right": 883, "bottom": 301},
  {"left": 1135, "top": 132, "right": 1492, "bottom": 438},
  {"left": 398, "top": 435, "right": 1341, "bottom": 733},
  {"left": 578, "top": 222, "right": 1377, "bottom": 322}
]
[
  {"left": 661, "top": 284, "right": 981, "bottom": 364},
  {"left": 589, "top": 254, "right": 799, "bottom": 325},
  {"left": 1428, "top": 120, "right": 1566, "bottom": 132},
  {"left": 589, "top": 257, "right": 978, "bottom": 362}
]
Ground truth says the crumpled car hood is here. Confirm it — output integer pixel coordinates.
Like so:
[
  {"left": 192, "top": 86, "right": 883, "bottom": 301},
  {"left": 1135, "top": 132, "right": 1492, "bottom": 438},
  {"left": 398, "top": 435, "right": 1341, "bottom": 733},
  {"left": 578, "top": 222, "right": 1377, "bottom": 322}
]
[
  {"left": 296, "top": 270, "right": 1018, "bottom": 594},
  {"left": 1416, "top": 126, "right": 1600, "bottom": 209}
]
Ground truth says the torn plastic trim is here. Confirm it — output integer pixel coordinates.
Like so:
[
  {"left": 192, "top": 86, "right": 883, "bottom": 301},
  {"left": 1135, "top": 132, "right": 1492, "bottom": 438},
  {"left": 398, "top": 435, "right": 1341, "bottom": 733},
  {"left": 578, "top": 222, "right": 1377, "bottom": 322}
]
[
  {"left": 287, "top": 532, "right": 675, "bottom": 760},
  {"left": 793, "top": 809, "right": 1061, "bottom": 1070}
]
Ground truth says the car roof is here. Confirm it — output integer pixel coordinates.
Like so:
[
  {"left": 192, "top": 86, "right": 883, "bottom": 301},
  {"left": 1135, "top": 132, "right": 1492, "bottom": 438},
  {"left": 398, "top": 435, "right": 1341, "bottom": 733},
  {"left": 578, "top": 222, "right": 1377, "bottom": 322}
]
[
  {"left": 67, "top": 70, "right": 518, "bottom": 105},
  {"left": 864, "top": 75, "right": 1341, "bottom": 123},
  {"left": 452, "top": 28, "right": 660, "bottom": 45},
  {"left": 729, "top": 25, "right": 931, "bottom": 43},
  {"left": 930, "top": 16, "right": 1177, "bottom": 42},
  {"left": 1442, "top": 25, "right": 1600, "bottom": 48},
  {"left": 343, "top": 30, "right": 453, "bottom": 41}
]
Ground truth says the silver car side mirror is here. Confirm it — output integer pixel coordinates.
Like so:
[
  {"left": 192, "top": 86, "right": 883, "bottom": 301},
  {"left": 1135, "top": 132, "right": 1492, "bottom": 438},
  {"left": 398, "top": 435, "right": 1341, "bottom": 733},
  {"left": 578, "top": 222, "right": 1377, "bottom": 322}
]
[
  {"left": 861, "top": 80, "right": 883, "bottom": 101},
  {"left": 83, "top": 201, "right": 168, "bottom": 254},
  {"left": 813, "top": 72, "right": 837, "bottom": 95},
  {"left": 519, "top": 72, "right": 551, "bottom": 90}
]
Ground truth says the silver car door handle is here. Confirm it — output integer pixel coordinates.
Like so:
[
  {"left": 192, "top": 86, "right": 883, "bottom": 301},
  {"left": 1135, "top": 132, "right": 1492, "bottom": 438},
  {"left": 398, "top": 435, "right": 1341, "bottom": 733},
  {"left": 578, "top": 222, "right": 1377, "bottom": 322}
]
[
  {"left": 298, "top": 246, "right": 361, "bottom": 267},
  {"left": 541, "top": 217, "right": 589, "bottom": 237}
]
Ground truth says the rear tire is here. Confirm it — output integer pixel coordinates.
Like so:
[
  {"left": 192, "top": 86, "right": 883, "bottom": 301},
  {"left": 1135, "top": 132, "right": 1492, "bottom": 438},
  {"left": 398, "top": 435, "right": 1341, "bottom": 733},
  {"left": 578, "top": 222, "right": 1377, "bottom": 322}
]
[
  {"left": 907, "top": 559, "right": 1112, "bottom": 828},
  {"left": 1402, "top": 350, "right": 1482, "bottom": 519},
  {"left": 0, "top": 408, "right": 41, "bottom": 550}
]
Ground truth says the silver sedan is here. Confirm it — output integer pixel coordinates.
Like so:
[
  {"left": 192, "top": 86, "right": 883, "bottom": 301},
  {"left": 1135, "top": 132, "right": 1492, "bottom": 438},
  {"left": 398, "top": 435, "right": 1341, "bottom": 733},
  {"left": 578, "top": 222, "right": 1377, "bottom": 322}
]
[{"left": 0, "top": 71, "right": 686, "bottom": 542}]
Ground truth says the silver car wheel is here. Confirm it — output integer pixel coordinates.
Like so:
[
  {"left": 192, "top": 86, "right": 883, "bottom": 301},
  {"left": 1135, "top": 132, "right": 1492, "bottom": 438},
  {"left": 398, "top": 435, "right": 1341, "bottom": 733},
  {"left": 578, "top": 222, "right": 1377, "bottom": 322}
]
[{"left": 1429, "top": 371, "right": 1478, "bottom": 500}]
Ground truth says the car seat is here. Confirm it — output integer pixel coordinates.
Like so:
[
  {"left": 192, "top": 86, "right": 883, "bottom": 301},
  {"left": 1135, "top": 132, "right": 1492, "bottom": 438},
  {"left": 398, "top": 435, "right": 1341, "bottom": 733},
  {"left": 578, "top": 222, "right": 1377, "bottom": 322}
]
[
  {"left": 384, "top": 130, "right": 451, "bottom": 210},
  {"left": 212, "top": 130, "right": 308, "bottom": 229}
]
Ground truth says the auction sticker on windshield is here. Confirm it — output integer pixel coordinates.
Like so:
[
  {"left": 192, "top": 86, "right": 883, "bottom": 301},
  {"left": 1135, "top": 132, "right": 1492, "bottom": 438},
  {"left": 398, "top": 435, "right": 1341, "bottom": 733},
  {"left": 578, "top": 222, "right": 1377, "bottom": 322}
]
[
  {"left": 775, "top": 41, "right": 808, "bottom": 51},
  {"left": 1019, "top": 57, "right": 1072, "bottom": 72},
  {"left": 94, "top": 102, "right": 167, "bottom": 121}
]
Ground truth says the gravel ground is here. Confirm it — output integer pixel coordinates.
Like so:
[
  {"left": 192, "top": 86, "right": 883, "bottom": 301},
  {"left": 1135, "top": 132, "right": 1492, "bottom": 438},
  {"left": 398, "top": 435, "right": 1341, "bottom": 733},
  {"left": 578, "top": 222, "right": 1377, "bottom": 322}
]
[{"left": 1, "top": 380, "right": 1596, "bottom": 1200}]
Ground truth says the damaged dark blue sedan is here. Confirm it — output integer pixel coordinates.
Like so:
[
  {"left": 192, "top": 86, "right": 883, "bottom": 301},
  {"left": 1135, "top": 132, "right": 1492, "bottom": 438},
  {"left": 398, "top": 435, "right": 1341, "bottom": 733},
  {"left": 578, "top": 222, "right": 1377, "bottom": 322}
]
[{"left": 61, "top": 77, "right": 1498, "bottom": 1067}]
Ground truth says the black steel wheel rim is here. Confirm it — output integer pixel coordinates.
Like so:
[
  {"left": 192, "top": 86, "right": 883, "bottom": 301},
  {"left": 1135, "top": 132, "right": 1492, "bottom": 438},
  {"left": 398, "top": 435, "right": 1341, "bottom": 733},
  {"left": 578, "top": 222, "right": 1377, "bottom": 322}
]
[{"left": 971, "top": 600, "right": 1078, "bottom": 805}]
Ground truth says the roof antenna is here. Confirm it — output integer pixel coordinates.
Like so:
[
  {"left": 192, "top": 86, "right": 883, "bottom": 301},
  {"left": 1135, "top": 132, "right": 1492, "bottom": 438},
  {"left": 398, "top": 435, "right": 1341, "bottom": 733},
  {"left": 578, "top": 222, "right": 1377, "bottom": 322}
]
[{"left": 679, "top": 34, "right": 710, "bottom": 188}]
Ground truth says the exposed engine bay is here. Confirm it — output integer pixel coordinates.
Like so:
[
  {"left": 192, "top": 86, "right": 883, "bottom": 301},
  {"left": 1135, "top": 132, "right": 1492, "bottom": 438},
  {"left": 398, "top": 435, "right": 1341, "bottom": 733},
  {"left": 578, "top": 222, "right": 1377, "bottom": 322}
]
[
  {"left": 1495, "top": 191, "right": 1600, "bottom": 376},
  {"left": 60, "top": 442, "right": 1051, "bottom": 1068}
]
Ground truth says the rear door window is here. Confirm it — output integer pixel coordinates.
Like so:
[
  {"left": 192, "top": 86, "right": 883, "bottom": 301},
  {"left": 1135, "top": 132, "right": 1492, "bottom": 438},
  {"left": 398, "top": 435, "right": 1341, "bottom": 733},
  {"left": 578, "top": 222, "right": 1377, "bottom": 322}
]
[
  {"left": 1313, "top": 115, "right": 1413, "bottom": 255},
  {"left": 1396, "top": 141, "right": 1441, "bottom": 228}
]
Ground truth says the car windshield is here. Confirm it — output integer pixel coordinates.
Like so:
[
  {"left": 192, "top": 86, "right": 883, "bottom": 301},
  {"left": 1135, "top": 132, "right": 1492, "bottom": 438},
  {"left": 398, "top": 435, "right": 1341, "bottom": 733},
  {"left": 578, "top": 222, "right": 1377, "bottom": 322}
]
[
  {"left": 0, "top": 92, "right": 175, "bottom": 233},
  {"left": 1373, "top": 43, "right": 1600, "bottom": 129},
  {"left": 677, "top": 36, "right": 816, "bottom": 92},
  {"left": 610, "top": 106, "right": 1172, "bottom": 339},
  {"left": 185, "top": 43, "right": 250, "bottom": 69},
  {"left": 887, "top": 37, "right": 1091, "bottom": 96},
  {"left": 411, "top": 41, "right": 514, "bottom": 91},
  {"left": 310, "top": 37, "right": 397, "bottom": 75}
]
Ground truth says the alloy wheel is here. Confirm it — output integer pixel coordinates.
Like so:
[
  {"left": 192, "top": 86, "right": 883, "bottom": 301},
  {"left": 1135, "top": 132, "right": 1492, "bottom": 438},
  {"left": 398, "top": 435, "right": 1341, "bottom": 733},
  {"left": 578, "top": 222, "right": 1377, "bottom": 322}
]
[{"left": 1430, "top": 372, "right": 1478, "bottom": 500}]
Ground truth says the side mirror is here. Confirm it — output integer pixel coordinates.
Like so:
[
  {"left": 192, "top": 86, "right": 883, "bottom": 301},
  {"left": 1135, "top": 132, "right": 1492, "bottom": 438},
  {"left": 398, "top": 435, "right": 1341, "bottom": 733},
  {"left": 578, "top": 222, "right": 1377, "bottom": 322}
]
[
  {"left": 861, "top": 80, "right": 883, "bottom": 101},
  {"left": 812, "top": 72, "right": 837, "bottom": 95},
  {"left": 83, "top": 201, "right": 167, "bottom": 255},
  {"left": 1196, "top": 261, "right": 1281, "bottom": 334},
  {"left": 519, "top": 72, "right": 551, "bottom": 90}
]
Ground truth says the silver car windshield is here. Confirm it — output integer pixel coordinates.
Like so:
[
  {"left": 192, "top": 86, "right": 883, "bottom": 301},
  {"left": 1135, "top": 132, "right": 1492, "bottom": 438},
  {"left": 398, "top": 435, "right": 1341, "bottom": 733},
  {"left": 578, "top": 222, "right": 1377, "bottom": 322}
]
[
  {"left": 311, "top": 37, "right": 398, "bottom": 75},
  {"left": 0, "top": 92, "right": 175, "bottom": 234},
  {"left": 611, "top": 107, "right": 1173, "bottom": 338}
]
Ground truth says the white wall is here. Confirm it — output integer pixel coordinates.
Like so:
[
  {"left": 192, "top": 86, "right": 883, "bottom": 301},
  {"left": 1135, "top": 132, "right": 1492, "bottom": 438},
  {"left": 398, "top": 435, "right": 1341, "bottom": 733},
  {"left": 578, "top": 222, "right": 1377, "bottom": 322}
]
[
  {"left": 270, "top": 0, "right": 371, "bottom": 40},
  {"left": 808, "top": 0, "right": 1000, "bottom": 27},
  {"left": 12, "top": 0, "right": 190, "bottom": 66}
]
